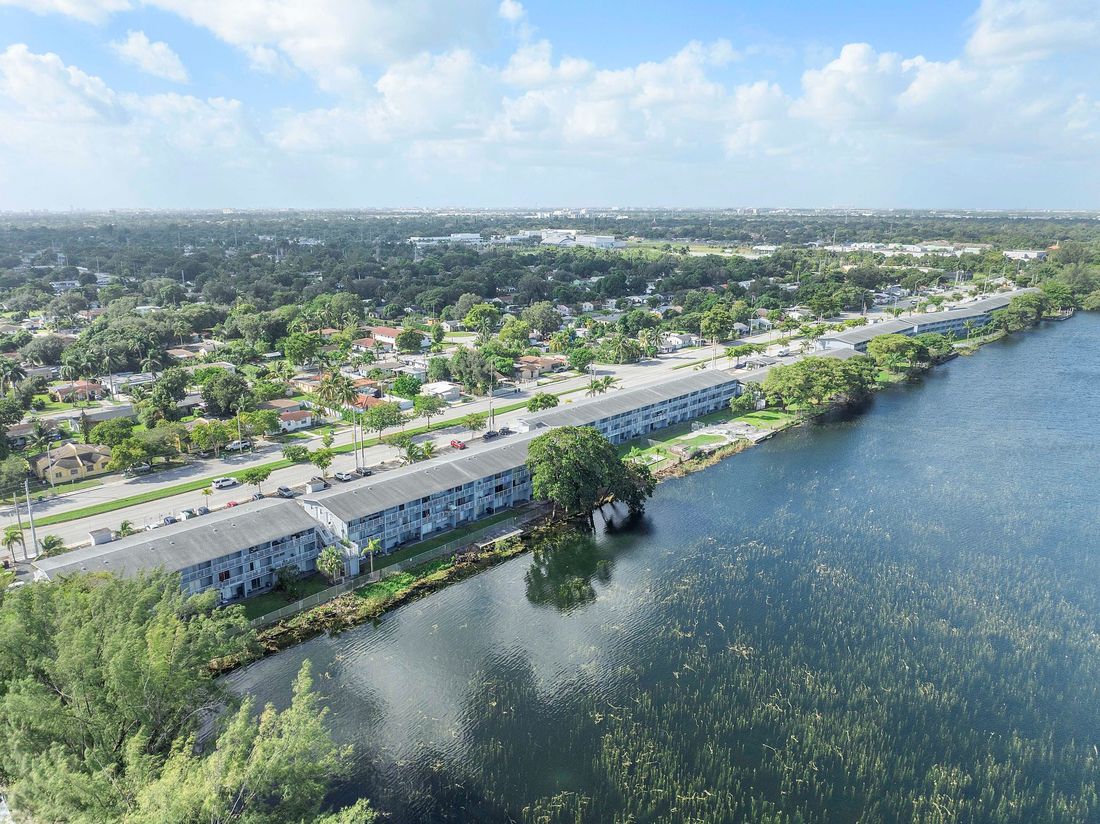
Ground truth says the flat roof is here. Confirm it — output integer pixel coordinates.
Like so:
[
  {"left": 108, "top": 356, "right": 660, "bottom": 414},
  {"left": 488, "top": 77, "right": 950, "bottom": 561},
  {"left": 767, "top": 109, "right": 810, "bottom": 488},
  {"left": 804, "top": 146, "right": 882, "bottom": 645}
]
[{"left": 34, "top": 498, "right": 319, "bottom": 580}]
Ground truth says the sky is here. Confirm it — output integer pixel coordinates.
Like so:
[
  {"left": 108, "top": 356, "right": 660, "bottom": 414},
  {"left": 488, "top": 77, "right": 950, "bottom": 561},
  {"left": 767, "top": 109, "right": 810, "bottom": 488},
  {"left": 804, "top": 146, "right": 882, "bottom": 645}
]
[{"left": 0, "top": 0, "right": 1097, "bottom": 210}]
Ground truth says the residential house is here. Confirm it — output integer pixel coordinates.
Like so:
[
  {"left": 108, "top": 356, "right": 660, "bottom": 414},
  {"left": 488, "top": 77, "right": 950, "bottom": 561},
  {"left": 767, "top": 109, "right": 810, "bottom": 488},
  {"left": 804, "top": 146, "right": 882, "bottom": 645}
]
[
  {"left": 658, "top": 332, "right": 702, "bottom": 353},
  {"left": 49, "top": 380, "right": 106, "bottom": 402},
  {"left": 279, "top": 410, "right": 314, "bottom": 432},
  {"left": 514, "top": 355, "right": 565, "bottom": 380},
  {"left": 351, "top": 337, "right": 389, "bottom": 354},
  {"left": 34, "top": 443, "right": 112, "bottom": 482},
  {"left": 259, "top": 398, "right": 303, "bottom": 414},
  {"left": 420, "top": 381, "right": 461, "bottom": 402}
]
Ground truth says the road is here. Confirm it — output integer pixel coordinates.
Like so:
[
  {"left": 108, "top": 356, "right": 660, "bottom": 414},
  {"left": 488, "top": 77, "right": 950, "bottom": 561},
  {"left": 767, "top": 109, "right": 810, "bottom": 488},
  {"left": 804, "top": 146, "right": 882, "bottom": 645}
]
[{"left": 15, "top": 339, "right": 788, "bottom": 553}]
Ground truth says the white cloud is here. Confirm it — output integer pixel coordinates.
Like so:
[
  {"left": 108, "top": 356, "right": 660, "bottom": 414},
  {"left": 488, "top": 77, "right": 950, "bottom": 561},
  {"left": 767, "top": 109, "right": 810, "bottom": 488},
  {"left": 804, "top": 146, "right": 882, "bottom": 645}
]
[
  {"left": 143, "top": 0, "right": 500, "bottom": 92},
  {"left": 0, "top": 43, "right": 123, "bottom": 121},
  {"left": 502, "top": 41, "right": 591, "bottom": 87},
  {"left": 967, "top": 0, "right": 1100, "bottom": 63},
  {"left": 111, "top": 30, "right": 189, "bottom": 82},
  {"left": 0, "top": 0, "right": 131, "bottom": 24},
  {"left": 1, "top": 1, "right": 1100, "bottom": 207},
  {"left": 498, "top": 0, "right": 524, "bottom": 23}
]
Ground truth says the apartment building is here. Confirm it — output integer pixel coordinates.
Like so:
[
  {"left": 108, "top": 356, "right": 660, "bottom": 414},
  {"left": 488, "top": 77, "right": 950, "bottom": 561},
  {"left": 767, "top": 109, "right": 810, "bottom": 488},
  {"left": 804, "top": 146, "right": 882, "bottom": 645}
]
[{"left": 33, "top": 499, "right": 323, "bottom": 603}]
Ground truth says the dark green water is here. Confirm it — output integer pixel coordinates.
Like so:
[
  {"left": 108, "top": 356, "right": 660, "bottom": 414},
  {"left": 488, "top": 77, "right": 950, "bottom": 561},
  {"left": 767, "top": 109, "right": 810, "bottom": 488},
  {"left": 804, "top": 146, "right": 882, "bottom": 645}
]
[{"left": 229, "top": 316, "right": 1100, "bottom": 823}]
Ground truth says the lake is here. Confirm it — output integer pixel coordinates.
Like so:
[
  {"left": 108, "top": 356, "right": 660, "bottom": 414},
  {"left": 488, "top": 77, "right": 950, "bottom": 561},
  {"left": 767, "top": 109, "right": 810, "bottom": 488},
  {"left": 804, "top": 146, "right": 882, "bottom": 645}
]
[{"left": 229, "top": 315, "right": 1100, "bottom": 823}]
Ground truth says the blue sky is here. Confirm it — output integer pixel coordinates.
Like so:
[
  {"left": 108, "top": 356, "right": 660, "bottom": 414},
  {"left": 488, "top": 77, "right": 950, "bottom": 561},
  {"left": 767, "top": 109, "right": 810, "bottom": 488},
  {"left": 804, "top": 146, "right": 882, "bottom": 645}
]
[{"left": 0, "top": 0, "right": 1097, "bottom": 210}]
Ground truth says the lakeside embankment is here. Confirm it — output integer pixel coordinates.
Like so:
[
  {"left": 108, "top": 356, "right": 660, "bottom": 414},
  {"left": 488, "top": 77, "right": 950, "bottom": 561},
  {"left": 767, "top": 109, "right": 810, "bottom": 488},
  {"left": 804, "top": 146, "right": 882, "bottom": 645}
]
[
  {"left": 213, "top": 318, "right": 1055, "bottom": 673},
  {"left": 225, "top": 311, "right": 1100, "bottom": 824}
]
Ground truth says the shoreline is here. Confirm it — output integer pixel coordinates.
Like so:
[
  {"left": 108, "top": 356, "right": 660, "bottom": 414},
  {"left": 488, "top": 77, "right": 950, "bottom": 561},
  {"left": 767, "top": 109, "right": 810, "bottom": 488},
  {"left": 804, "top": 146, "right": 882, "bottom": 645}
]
[{"left": 212, "top": 319, "right": 1052, "bottom": 676}]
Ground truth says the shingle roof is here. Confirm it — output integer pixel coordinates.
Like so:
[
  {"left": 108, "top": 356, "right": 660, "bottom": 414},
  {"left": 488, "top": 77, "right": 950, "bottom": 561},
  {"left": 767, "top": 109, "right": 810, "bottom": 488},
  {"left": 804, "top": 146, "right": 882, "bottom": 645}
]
[
  {"left": 819, "top": 319, "right": 916, "bottom": 345},
  {"left": 33, "top": 498, "right": 319, "bottom": 580},
  {"left": 303, "top": 434, "right": 537, "bottom": 524},
  {"left": 515, "top": 368, "right": 742, "bottom": 430}
]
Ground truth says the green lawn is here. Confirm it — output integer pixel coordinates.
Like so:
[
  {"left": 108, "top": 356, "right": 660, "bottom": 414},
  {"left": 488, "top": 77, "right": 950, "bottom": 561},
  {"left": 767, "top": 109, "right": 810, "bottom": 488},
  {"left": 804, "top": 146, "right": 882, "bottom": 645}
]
[
  {"left": 676, "top": 433, "right": 725, "bottom": 448},
  {"left": 241, "top": 574, "right": 332, "bottom": 621},
  {"left": 33, "top": 394, "right": 101, "bottom": 413},
  {"left": 735, "top": 409, "right": 799, "bottom": 428},
  {"left": 371, "top": 509, "right": 518, "bottom": 570}
]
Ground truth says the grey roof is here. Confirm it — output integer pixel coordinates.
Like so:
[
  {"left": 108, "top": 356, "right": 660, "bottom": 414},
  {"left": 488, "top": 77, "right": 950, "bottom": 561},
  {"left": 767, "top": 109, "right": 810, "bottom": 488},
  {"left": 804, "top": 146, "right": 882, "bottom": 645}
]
[
  {"left": 305, "top": 370, "right": 742, "bottom": 525},
  {"left": 33, "top": 498, "right": 319, "bottom": 580},
  {"left": 303, "top": 434, "right": 537, "bottom": 523},
  {"left": 515, "top": 368, "right": 742, "bottom": 430},
  {"left": 819, "top": 319, "right": 916, "bottom": 345}
]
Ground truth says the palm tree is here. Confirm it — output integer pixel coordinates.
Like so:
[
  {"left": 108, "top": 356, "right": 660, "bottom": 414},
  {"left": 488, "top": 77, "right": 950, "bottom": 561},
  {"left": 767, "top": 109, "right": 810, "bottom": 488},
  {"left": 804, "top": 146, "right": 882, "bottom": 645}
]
[
  {"left": 0, "top": 359, "right": 26, "bottom": 393},
  {"left": 2, "top": 525, "right": 25, "bottom": 565},
  {"left": 547, "top": 330, "right": 572, "bottom": 354},
  {"left": 116, "top": 520, "right": 136, "bottom": 538},
  {"left": 419, "top": 441, "right": 436, "bottom": 461},
  {"left": 201, "top": 487, "right": 213, "bottom": 509},
  {"left": 638, "top": 327, "right": 660, "bottom": 358},
  {"left": 586, "top": 375, "right": 622, "bottom": 396},
  {"left": 38, "top": 534, "right": 66, "bottom": 557},
  {"left": 361, "top": 536, "right": 382, "bottom": 576},
  {"left": 140, "top": 351, "right": 169, "bottom": 378}
]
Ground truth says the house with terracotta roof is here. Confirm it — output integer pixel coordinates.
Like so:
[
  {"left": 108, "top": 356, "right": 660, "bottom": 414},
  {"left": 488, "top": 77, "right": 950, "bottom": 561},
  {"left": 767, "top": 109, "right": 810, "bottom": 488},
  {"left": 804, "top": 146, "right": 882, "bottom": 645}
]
[
  {"left": 351, "top": 336, "right": 390, "bottom": 353},
  {"left": 33, "top": 443, "right": 112, "bottom": 482},
  {"left": 49, "top": 380, "right": 106, "bottom": 402},
  {"left": 278, "top": 409, "right": 314, "bottom": 432}
]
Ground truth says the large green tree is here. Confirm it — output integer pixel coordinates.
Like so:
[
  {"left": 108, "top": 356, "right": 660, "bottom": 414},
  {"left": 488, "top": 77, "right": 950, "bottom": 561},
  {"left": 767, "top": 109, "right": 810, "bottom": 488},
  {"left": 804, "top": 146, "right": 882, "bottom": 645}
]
[{"left": 527, "top": 426, "right": 655, "bottom": 519}]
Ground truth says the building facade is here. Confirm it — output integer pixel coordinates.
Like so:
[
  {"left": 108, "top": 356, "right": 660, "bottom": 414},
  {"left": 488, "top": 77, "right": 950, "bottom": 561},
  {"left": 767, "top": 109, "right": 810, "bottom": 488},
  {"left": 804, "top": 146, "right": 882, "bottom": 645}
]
[{"left": 33, "top": 499, "right": 325, "bottom": 603}]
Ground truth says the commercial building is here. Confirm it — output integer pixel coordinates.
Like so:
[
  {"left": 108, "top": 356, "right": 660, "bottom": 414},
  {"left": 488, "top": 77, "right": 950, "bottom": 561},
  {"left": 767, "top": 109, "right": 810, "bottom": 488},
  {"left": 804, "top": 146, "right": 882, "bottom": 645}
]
[{"left": 33, "top": 499, "right": 325, "bottom": 603}]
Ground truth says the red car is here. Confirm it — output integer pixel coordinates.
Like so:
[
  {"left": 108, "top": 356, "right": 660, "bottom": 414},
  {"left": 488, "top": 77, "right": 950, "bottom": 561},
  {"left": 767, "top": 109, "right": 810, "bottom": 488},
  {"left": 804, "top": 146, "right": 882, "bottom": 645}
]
[
  {"left": 450, "top": 439, "right": 466, "bottom": 450},
  {"left": 224, "top": 500, "right": 239, "bottom": 508}
]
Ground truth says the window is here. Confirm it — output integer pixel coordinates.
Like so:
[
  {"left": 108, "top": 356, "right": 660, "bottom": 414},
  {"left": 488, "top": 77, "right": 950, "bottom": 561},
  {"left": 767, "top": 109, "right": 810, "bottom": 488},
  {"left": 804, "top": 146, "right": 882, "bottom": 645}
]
[{"left": 218, "top": 570, "right": 231, "bottom": 583}]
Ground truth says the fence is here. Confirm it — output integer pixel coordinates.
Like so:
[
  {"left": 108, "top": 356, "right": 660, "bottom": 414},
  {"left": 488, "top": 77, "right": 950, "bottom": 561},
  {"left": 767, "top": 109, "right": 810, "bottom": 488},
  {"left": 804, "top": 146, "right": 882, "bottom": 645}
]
[{"left": 249, "top": 511, "right": 539, "bottom": 627}]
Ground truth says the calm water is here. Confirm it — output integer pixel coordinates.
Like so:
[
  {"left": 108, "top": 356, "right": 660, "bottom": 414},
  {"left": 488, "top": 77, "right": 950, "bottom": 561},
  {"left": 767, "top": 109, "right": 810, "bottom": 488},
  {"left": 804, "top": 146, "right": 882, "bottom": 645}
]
[{"left": 229, "top": 316, "right": 1100, "bottom": 823}]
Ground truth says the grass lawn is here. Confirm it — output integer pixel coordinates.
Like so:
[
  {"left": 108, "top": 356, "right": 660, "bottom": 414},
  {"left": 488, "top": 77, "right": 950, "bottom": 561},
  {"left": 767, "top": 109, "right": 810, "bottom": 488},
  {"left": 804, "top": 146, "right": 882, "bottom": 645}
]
[
  {"left": 372, "top": 509, "right": 518, "bottom": 571},
  {"left": 241, "top": 574, "right": 332, "bottom": 621},
  {"left": 676, "top": 433, "right": 725, "bottom": 448},
  {"left": 735, "top": 410, "right": 799, "bottom": 428},
  {"left": 33, "top": 394, "right": 101, "bottom": 413}
]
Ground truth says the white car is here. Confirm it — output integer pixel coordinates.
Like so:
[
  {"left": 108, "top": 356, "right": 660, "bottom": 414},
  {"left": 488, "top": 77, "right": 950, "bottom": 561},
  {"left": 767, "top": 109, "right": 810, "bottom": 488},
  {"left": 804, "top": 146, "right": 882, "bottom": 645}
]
[
  {"left": 224, "top": 440, "right": 252, "bottom": 452},
  {"left": 211, "top": 477, "right": 238, "bottom": 490},
  {"left": 333, "top": 471, "right": 355, "bottom": 482}
]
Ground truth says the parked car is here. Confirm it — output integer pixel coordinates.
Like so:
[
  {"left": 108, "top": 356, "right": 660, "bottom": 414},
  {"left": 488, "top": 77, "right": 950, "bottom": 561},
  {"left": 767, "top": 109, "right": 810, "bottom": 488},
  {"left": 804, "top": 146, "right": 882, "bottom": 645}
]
[
  {"left": 212, "top": 477, "right": 238, "bottom": 490},
  {"left": 249, "top": 492, "right": 265, "bottom": 501},
  {"left": 498, "top": 426, "right": 513, "bottom": 436},
  {"left": 178, "top": 508, "right": 198, "bottom": 520},
  {"left": 195, "top": 506, "right": 210, "bottom": 516},
  {"left": 162, "top": 515, "right": 178, "bottom": 526},
  {"left": 333, "top": 471, "right": 355, "bottom": 482},
  {"left": 354, "top": 467, "right": 374, "bottom": 477},
  {"left": 450, "top": 439, "right": 467, "bottom": 449},
  {"left": 125, "top": 462, "right": 152, "bottom": 477},
  {"left": 483, "top": 430, "right": 499, "bottom": 440},
  {"left": 224, "top": 439, "right": 252, "bottom": 452},
  {"left": 224, "top": 500, "right": 239, "bottom": 508},
  {"left": 277, "top": 486, "right": 295, "bottom": 498}
]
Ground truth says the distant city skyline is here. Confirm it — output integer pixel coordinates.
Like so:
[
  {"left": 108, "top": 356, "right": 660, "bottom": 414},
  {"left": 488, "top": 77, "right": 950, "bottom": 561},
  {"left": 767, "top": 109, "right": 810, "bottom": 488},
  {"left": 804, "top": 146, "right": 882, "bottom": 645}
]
[{"left": 0, "top": 0, "right": 1097, "bottom": 210}]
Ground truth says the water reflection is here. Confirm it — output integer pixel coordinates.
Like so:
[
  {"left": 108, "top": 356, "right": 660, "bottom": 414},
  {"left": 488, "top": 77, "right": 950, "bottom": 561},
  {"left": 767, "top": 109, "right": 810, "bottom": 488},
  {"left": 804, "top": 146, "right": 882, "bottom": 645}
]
[{"left": 228, "top": 317, "right": 1100, "bottom": 823}]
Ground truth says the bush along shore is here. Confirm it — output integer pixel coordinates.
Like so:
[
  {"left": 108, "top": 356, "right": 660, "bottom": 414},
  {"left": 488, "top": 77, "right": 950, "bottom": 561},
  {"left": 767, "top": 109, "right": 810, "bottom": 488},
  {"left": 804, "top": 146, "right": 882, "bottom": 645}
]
[{"left": 211, "top": 317, "right": 1044, "bottom": 674}]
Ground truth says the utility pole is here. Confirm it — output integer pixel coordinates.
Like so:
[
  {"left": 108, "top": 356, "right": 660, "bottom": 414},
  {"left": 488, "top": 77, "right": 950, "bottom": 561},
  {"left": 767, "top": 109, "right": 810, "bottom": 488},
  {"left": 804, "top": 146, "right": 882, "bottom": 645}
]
[{"left": 24, "top": 480, "right": 39, "bottom": 558}]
